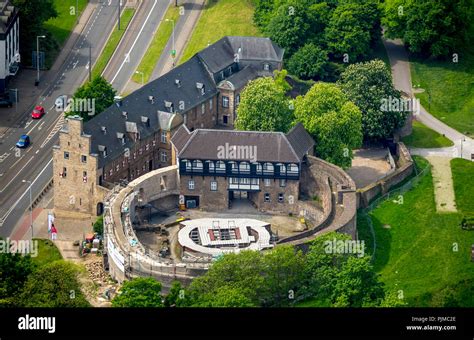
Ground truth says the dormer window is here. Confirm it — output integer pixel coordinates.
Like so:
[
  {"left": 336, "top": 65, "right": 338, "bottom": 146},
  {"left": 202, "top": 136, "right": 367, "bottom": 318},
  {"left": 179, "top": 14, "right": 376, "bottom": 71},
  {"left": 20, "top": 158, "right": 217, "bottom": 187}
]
[
  {"left": 117, "top": 132, "right": 125, "bottom": 145},
  {"left": 264, "top": 63, "right": 270, "bottom": 71},
  {"left": 148, "top": 95, "right": 155, "bottom": 104},
  {"left": 164, "top": 101, "right": 173, "bottom": 113},
  {"left": 101, "top": 126, "right": 107, "bottom": 134},
  {"left": 141, "top": 116, "right": 150, "bottom": 127},
  {"left": 175, "top": 79, "right": 181, "bottom": 87},
  {"left": 98, "top": 145, "right": 107, "bottom": 158},
  {"left": 196, "top": 82, "right": 205, "bottom": 95},
  {"left": 122, "top": 111, "right": 128, "bottom": 119},
  {"left": 227, "top": 66, "right": 232, "bottom": 76}
]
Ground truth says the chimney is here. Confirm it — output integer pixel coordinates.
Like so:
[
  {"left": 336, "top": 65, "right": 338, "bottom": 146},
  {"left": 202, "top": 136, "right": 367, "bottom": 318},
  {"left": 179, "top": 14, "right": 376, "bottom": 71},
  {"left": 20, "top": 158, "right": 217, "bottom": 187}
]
[
  {"left": 101, "top": 126, "right": 107, "bottom": 134},
  {"left": 148, "top": 95, "right": 155, "bottom": 104}
]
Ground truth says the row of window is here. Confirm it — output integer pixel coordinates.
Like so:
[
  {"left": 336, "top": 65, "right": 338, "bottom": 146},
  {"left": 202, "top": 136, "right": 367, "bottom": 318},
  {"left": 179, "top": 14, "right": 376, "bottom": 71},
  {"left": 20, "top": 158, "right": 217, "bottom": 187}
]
[
  {"left": 184, "top": 160, "right": 299, "bottom": 174},
  {"left": 264, "top": 193, "right": 285, "bottom": 203},
  {"left": 60, "top": 167, "right": 87, "bottom": 179},
  {"left": 221, "top": 94, "right": 240, "bottom": 108},
  {"left": 64, "top": 152, "right": 87, "bottom": 163},
  {"left": 186, "top": 178, "right": 286, "bottom": 190}
]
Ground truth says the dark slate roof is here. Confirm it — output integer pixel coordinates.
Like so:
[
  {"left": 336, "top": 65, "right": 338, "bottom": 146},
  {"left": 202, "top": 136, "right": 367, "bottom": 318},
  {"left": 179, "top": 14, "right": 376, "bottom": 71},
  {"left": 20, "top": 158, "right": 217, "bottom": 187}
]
[
  {"left": 171, "top": 125, "right": 192, "bottom": 152},
  {"left": 0, "top": 1, "right": 17, "bottom": 34},
  {"left": 171, "top": 126, "right": 314, "bottom": 164},
  {"left": 219, "top": 66, "right": 264, "bottom": 90},
  {"left": 286, "top": 123, "right": 316, "bottom": 159},
  {"left": 197, "top": 36, "right": 284, "bottom": 74},
  {"left": 83, "top": 55, "right": 216, "bottom": 168}
]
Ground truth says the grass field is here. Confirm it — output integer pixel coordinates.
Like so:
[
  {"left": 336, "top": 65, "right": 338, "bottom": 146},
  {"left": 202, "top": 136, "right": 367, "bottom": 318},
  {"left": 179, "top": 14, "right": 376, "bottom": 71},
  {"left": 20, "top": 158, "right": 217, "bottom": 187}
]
[
  {"left": 132, "top": 6, "right": 181, "bottom": 84},
  {"left": 32, "top": 239, "right": 63, "bottom": 268},
  {"left": 410, "top": 51, "right": 474, "bottom": 137},
  {"left": 402, "top": 120, "right": 454, "bottom": 148},
  {"left": 179, "top": 0, "right": 261, "bottom": 64},
  {"left": 92, "top": 8, "right": 135, "bottom": 79},
  {"left": 44, "top": 0, "right": 89, "bottom": 46},
  {"left": 451, "top": 158, "right": 474, "bottom": 213},
  {"left": 357, "top": 156, "right": 474, "bottom": 306}
]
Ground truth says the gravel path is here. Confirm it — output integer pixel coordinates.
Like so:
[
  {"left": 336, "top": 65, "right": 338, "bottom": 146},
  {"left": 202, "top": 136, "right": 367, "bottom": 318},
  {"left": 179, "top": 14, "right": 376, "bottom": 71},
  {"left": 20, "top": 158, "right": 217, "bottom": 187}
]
[{"left": 425, "top": 156, "right": 457, "bottom": 213}]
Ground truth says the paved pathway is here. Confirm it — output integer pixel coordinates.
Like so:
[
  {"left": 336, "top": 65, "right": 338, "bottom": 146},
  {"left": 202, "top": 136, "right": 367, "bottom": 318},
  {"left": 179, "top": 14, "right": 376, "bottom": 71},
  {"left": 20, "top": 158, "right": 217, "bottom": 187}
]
[{"left": 425, "top": 156, "right": 457, "bottom": 213}]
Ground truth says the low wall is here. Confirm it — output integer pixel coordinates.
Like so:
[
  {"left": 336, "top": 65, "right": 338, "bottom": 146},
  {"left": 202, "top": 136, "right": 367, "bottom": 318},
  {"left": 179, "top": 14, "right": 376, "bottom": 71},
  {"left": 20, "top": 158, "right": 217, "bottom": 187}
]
[
  {"left": 278, "top": 156, "right": 357, "bottom": 245},
  {"left": 357, "top": 143, "right": 414, "bottom": 208}
]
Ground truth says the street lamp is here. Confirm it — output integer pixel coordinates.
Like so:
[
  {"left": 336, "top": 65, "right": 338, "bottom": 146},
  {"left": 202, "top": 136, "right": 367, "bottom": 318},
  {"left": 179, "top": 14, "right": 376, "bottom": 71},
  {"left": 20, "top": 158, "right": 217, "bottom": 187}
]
[
  {"left": 36, "top": 35, "right": 46, "bottom": 86},
  {"left": 461, "top": 137, "right": 466, "bottom": 159},
  {"left": 165, "top": 19, "right": 176, "bottom": 67},
  {"left": 135, "top": 71, "right": 144, "bottom": 85},
  {"left": 22, "top": 180, "right": 33, "bottom": 239}
]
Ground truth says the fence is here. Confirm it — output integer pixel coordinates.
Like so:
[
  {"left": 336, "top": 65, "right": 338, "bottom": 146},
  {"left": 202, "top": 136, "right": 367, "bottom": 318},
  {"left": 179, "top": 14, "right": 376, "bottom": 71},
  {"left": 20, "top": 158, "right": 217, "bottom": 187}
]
[{"left": 359, "top": 160, "right": 431, "bottom": 262}]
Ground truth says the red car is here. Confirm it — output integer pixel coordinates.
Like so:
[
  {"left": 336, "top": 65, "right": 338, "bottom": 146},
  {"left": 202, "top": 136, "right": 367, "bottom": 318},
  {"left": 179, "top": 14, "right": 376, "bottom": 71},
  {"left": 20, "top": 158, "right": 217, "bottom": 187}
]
[{"left": 31, "top": 106, "right": 45, "bottom": 119}]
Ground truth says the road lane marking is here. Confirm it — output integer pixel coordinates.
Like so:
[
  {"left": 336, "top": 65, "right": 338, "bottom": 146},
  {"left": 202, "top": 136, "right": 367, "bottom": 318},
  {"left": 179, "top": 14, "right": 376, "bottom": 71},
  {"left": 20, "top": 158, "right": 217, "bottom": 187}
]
[
  {"left": 38, "top": 121, "right": 45, "bottom": 130},
  {"left": 0, "top": 153, "right": 11, "bottom": 163},
  {"left": 0, "top": 158, "right": 52, "bottom": 227},
  {"left": 26, "top": 121, "right": 40, "bottom": 135},
  {"left": 110, "top": 0, "right": 158, "bottom": 83},
  {"left": 1, "top": 156, "right": 33, "bottom": 194},
  {"left": 9, "top": 155, "right": 24, "bottom": 169},
  {"left": 41, "top": 114, "right": 64, "bottom": 149}
]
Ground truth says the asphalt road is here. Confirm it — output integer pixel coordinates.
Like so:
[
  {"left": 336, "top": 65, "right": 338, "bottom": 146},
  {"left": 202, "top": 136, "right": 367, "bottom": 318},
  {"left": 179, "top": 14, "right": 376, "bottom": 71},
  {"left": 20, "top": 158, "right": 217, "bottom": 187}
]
[
  {"left": 102, "top": 0, "right": 171, "bottom": 93},
  {"left": 0, "top": 0, "right": 124, "bottom": 236}
]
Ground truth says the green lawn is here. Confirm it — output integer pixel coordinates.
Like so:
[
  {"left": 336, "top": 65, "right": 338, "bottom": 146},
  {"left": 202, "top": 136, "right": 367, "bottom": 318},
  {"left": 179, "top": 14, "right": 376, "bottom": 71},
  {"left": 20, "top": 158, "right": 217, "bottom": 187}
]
[
  {"left": 44, "top": 0, "right": 89, "bottom": 46},
  {"left": 32, "top": 239, "right": 63, "bottom": 268},
  {"left": 451, "top": 158, "right": 474, "bottom": 213},
  {"left": 132, "top": 5, "right": 181, "bottom": 84},
  {"left": 92, "top": 8, "right": 135, "bottom": 79},
  {"left": 357, "top": 156, "right": 474, "bottom": 306},
  {"left": 410, "top": 51, "right": 474, "bottom": 137},
  {"left": 179, "top": 0, "right": 261, "bottom": 64},
  {"left": 402, "top": 120, "right": 454, "bottom": 148}
]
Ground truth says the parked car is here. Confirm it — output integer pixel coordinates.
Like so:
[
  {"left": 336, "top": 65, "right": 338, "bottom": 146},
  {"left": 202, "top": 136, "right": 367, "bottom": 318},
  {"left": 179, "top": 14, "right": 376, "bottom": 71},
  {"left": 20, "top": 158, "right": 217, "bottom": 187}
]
[
  {"left": 31, "top": 105, "right": 45, "bottom": 119},
  {"left": 16, "top": 134, "right": 30, "bottom": 148},
  {"left": 0, "top": 98, "right": 12, "bottom": 108}
]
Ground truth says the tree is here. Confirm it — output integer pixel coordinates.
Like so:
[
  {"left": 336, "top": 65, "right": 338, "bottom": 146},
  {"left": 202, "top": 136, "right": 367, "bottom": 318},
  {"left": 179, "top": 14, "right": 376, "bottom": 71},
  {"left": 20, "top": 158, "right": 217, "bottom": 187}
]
[
  {"left": 304, "top": 232, "right": 384, "bottom": 307},
  {"left": 235, "top": 77, "right": 293, "bottom": 133},
  {"left": 287, "top": 43, "right": 329, "bottom": 80},
  {"left": 339, "top": 59, "right": 407, "bottom": 141},
  {"left": 325, "top": 4, "right": 372, "bottom": 61},
  {"left": 67, "top": 76, "right": 116, "bottom": 121},
  {"left": 383, "top": 0, "right": 472, "bottom": 57},
  {"left": 112, "top": 277, "right": 163, "bottom": 307},
  {"left": 93, "top": 215, "right": 104, "bottom": 236},
  {"left": 12, "top": 0, "right": 58, "bottom": 65},
  {"left": 188, "top": 250, "right": 265, "bottom": 305},
  {"left": 265, "top": 1, "right": 312, "bottom": 55},
  {"left": 192, "top": 286, "right": 255, "bottom": 307},
  {"left": 294, "top": 83, "right": 362, "bottom": 168},
  {"left": 18, "top": 261, "right": 90, "bottom": 307},
  {"left": 0, "top": 247, "right": 35, "bottom": 306},
  {"left": 259, "top": 246, "right": 306, "bottom": 306},
  {"left": 164, "top": 281, "right": 192, "bottom": 307}
]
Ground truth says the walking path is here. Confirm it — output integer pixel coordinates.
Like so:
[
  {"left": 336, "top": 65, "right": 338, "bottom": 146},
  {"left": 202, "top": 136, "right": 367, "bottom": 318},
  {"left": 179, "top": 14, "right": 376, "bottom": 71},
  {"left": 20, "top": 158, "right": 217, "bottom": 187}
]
[{"left": 382, "top": 36, "right": 472, "bottom": 212}]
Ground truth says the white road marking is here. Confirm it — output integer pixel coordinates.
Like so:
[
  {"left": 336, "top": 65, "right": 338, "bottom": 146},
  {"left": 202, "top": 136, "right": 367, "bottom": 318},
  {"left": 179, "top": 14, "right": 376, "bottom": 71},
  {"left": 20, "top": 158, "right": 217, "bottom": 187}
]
[
  {"left": 24, "top": 120, "right": 32, "bottom": 129},
  {"left": 1, "top": 156, "right": 33, "bottom": 194},
  {"left": 38, "top": 121, "right": 45, "bottom": 131},
  {"left": 0, "top": 158, "right": 52, "bottom": 226},
  {"left": 0, "top": 153, "right": 11, "bottom": 163},
  {"left": 73, "top": 60, "right": 79, "bottom": 69},
  {"left": 9, "top": 155, "right": 24, "bottom": 169},
  {"left": 41, "top": 115, "right": 65, "bottom": 149},
  {"left": 26, "top": 121, "right": 40, "bottom": 135},
  {"left": 110, "top": 0, "right": 158, "bottom": 83}
]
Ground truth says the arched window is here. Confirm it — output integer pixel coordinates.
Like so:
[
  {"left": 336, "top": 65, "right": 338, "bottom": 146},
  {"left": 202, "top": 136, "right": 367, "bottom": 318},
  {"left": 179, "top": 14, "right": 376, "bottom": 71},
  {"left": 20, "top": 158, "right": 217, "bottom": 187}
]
[
  {"left": 287, "top": 163, "right": 299, "bottom": 174},
  {"left": 207, "top": 160, "right": 215, "bottom": 173},
  {"left": 192, "top": 160, "right": 203, "bottom": 172},
  {"left": 216, "top": 161, "right": 226, "bottom": 172},
  {"left": 263, "top": 162, "right": 274, "bottom": 174},
  {"left": 229, "top": 161, "right": 238, "bottom": 173},
  {"left": 239, "top": 162, "right": 250, "bottom": 173},
  {"left": 255, "top": 163, "right": 262, "bottom": 174},
  {"left": 277, "top": 163, "right": 286, "bottom": 175}
]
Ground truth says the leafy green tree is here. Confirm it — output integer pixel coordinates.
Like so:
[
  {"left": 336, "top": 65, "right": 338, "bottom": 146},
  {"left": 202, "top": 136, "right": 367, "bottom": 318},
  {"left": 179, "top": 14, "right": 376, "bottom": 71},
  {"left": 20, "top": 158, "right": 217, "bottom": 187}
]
[
  {"left": 273, "top": 69, "right": 292, "bottom": 93},
  {"left": 188, "top": 251, "right": 265, "bottom": 305},
  {"left": 93, "top": 215, "right": 104, "bottom": 236},
  {"left": 67, "top": 76, "right": 116, "bottom": 121},
  {"left": 294, "top": 83, "right": 362, "bottom": 168},
  {"left": 192, "top": 286, "right": 255, "bottom": 307},
  {"left": 235, "top": 77, "right": 293, "bottom": 132},
  {"left": 18, "top": 261, "right": 90, "bottom": 307},
  {"left": 383, "top": 0, "right": 472, "bottom": 57},
  {"left": 305, "top": 232, "right": 384, "bottom": 307},
  {"left": 287, "top": 43, "right": 329, "bottom": 80},
  {"left": 112, "top": 277, "right": 163, "bottom": 307},
  {"left": 164, "top": 281, "right": 192, "bottom": 307},
  {"left": 379, "top": 290, "right": 408, "bottom": 307},
  {"left": 265, "top": 1, "right": 312, "bottom": 55},
  {"left": 260, "top": 246, "right": 306, "bottom": 306},
  {"left": 0, "top": 247, "right": 35, "bottom": 306},
  {"left": 333, "top": 256, "right": 385, "bottom": 307},
  {"left": 325, "top": 4, "right": 372, "bottom": 61},
  {"left": 12, "top": 0, "right": 58, "bottom": 65},
  {"left": 339, "top": 59, "right": 407, "bottom": 141}
]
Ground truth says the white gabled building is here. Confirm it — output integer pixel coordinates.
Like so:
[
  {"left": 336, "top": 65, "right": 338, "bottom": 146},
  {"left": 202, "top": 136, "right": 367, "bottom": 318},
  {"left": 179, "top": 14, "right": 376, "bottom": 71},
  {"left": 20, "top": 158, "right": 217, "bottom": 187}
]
[{"left": 0, "top": 0, "right": 19, "bottom": 93}]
